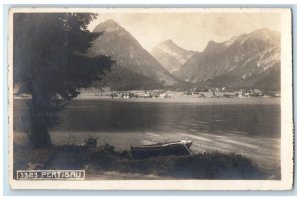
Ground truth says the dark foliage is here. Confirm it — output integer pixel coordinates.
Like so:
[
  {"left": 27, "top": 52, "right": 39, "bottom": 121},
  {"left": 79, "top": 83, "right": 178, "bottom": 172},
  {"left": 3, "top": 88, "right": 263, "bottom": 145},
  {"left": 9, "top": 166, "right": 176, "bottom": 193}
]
[
  {"left": 13, "top": 142, "right": 280, "bottom": 179},
  {"left": 92, "top": 65, "right": 164, "bottom": 90},
  {"left": 15, "top": 144, "right": 272, "bottom": 180},
  {"left": 85, "top": 137, "right": 98, "bottom": 149},
  {"left": 13, "top": 13, "right": 113, "bottom": 148}
]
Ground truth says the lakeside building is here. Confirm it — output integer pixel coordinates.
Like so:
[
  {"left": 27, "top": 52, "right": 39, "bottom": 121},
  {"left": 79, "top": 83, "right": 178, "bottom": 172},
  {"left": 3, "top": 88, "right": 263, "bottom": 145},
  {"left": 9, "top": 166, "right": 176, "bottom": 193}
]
[{"left": 77, "top": 87, "right": 280, "bottom": 99}]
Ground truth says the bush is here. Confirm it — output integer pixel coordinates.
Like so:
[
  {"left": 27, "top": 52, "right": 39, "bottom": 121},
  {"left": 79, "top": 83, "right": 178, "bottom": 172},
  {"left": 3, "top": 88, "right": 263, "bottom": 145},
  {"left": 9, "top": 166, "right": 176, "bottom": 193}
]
[
  {"left": 99, "top": 143, "right": 115, "bottom": 154},
  {"left": 85, "top": 137, "right": 97, "bottom": 149}
]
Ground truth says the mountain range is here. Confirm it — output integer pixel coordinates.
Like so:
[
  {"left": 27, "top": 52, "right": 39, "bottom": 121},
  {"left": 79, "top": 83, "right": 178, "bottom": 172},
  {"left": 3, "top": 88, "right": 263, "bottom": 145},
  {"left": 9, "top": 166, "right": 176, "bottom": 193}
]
[
  {"left": 87, "top": 20, "right": 184, "bottom": 90},
  {"left": 175, "top": 28, "right": 280, "bottom": 89},
  {"left": 88, "top": 20, "right": 281, "bottom": 90}
]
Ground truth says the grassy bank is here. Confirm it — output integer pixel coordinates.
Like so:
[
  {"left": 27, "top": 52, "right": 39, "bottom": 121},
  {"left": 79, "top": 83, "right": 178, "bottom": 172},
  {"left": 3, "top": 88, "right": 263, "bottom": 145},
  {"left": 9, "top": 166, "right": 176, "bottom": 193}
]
[{"left": 13, "top": 143, "right": 278, "bottom": 180}]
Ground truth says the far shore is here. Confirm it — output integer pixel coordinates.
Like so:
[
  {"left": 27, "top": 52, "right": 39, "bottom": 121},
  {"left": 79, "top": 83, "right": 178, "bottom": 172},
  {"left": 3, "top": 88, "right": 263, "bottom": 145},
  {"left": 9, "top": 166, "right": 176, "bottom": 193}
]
[{"left": 74, "top": 95, "right": 280, "bottom": 104}]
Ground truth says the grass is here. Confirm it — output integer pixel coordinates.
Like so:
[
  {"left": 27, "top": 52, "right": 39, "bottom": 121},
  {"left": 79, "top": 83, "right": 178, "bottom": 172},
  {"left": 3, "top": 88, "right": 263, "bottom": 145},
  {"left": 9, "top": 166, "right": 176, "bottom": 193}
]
[{"left": 13, "top": 143, "right": 277, "bottom": 180}]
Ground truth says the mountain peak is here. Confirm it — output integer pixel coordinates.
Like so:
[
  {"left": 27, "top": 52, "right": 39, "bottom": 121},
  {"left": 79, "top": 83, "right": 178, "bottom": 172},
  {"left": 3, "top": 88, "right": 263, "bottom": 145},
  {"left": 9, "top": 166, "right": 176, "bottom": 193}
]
[
  {"left": 204, "top": 40, "right": 224, "bottom": 51},
  {"left": 93, "top": 19, "right": 123, "bottom": 33},
  {"left": 250, "top": 28, "right": 280, "bottom": 39},
  {"left": 207, "top": 40, "right": 218, "bottom": 46},
  {"left": 102, "top": 19, "right": 120, "bottom": 26},
  {"left": 151, "top": 40, "right": 196, "bottom": 74},
  {"left": 160, "top": 39, "right": 176, "bottom": 45},
  {"left": 155, "top": 40, "right": 180, "bottom": 50},
  {"left": 253, "top": 27, "right": 272, "bottom": 34}
]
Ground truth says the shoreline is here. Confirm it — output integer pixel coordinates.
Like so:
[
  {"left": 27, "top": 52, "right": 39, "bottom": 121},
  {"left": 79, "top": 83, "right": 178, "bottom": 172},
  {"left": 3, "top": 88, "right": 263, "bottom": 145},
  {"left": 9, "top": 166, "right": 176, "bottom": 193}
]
[
  {"left": 14, "top": 130, "right": 281, "bottom": 171},
  {"left": 74, "top": 95, "right": 281, "bottom": 104},
  {"left": 13, "top": 143, "right": 278, "bottom": 180}
]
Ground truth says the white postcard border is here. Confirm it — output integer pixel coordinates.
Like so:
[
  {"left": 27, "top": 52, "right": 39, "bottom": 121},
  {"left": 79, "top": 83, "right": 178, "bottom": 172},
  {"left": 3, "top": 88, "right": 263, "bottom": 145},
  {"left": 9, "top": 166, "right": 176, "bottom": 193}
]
[{"left": 8, "top": 7, "right": 294, "bottom": 190}]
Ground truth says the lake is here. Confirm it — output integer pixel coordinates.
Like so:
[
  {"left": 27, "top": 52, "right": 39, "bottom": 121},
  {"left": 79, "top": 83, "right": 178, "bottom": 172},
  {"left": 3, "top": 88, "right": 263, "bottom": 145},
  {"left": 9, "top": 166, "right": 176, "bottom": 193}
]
[{"left": 13, "top": 98, "right": 281, "bottom": 170}]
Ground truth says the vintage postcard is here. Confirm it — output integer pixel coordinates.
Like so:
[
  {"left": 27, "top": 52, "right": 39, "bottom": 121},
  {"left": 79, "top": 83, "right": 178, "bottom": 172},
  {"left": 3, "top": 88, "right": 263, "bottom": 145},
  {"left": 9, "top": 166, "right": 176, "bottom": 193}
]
[{"left": 8, "top": 7, "right": 293, "bottom": 190}]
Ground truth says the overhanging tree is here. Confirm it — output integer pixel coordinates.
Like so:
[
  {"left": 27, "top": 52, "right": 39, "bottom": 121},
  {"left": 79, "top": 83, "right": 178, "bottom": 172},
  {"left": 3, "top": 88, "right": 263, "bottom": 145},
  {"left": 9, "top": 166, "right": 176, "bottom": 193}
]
[{"left": 13, "top": 13, "right": 113, "bottom": 148}]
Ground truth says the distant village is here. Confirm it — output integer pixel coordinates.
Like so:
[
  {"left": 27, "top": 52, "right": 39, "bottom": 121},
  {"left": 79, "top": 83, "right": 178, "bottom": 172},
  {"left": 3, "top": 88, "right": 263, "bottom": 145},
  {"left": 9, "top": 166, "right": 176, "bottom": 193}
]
[
  {"left": 79, "top": 87, "right": 281, "bottom": 99},
  {"left": 13, "top": 86, "right": 281, "bottom": 100}
]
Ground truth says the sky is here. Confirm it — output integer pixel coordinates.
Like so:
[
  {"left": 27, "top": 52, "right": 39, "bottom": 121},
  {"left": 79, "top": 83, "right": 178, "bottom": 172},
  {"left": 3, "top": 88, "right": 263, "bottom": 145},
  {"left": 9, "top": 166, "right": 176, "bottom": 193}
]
[{"left": 88, "top": 11, "right": 281, "bottom": 52}]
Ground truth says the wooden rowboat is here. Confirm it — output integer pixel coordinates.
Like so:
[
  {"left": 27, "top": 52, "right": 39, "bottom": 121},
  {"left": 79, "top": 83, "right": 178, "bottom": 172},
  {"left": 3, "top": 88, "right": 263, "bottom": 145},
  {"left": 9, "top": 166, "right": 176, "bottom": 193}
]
[{"left": 131, "top": 140, "right": 192, "bottom": 159}]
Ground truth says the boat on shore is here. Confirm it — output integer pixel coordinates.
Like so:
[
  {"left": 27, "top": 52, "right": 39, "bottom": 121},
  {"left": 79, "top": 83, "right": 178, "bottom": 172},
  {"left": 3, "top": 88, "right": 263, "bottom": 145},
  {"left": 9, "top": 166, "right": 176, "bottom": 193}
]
[{"left": 131, "top": 140, "right": 192, "bottom": 159}]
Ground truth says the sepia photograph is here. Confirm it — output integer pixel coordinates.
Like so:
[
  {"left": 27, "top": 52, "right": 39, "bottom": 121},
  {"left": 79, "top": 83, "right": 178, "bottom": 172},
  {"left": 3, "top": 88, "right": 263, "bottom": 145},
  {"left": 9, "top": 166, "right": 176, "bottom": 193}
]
[{"left": 8, "top": 8, "right": 293, "bottom": 190}]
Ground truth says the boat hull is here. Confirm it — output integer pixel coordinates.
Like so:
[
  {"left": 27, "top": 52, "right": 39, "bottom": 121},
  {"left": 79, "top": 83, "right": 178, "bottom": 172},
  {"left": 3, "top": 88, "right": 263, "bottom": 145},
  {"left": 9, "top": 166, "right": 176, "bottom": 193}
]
[{"left": 131, "top": 141, "right": 192, "bottom": 159}]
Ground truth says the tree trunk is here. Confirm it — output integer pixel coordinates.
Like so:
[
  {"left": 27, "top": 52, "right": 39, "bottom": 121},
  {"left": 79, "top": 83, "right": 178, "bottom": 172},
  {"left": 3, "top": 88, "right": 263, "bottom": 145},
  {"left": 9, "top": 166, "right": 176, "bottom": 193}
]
[{"left": 28, "top": 87, "right": 52, "bottom": 148}]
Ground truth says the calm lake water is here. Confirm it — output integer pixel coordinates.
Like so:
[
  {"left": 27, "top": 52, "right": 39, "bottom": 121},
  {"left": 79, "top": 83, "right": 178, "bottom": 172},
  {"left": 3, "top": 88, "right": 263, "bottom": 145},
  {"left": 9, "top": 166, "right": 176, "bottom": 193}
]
[{"left": 14, "top": 98, "right": 281, "bottom": 170}]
